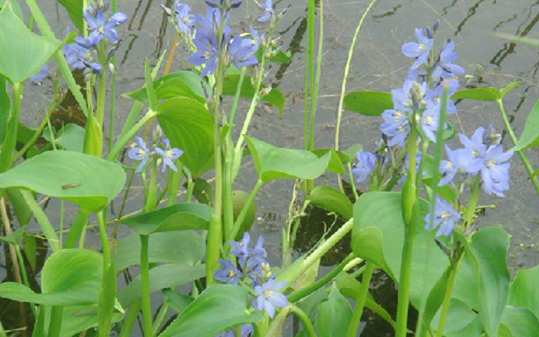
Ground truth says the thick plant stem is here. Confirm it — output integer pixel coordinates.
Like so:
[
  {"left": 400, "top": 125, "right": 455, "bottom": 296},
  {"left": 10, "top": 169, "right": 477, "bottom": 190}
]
[
  {"left": 347, "top": 262, "right": 375, "bottom": 337},
  {"left": 95, "top": 54, "right": 108, "bottom": 128},
  {"left": 107, "top": 110, "right": 157, "bottom": 161},
  {"left": 291, "top": 306, "right": 318, "bottom": 337},
  {"left": 140, "top": 234, "right": 153, "bottom": 337},
  {"left": 118, "top": 300, "right": 142, "bottom": 337},
  {"left": 307, "top": 0, "right": 324, "bottom": 152},
  {"left": 48, "top": 306, "right": 64, "bottom": 337},
  {"left": 435, "top": 257, "right": 461, "bottom": 337},
  {"left": 303, "top": 0, "right": 315, "bottom": 151},
  {"left": 97, "top": 211, "right": 110, "bottom": 266},
  {"left": 0, "top": 83, "right": 22, "bottom": 173},
  {"left": 495, "top": 99, "right": 539, "bottom": 198}
]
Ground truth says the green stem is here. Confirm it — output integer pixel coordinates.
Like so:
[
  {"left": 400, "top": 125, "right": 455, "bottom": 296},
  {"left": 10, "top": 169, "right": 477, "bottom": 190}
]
[
  {"left": 107, "top": 110, "right": 157, "bottom": 161},
  {"left": 307, "top": 0, "right": 323, "bottom": 151},
  {"left": 118, "top": 300, "right": 142, "bottom": 337},
  {"left": 463, "top": 176, "right": 481, "bottom": 229},
  {"left": 495, "top": 99, "right": 539, "bottom": 198},
  {"left": 64, "top": 208, "right": 91, "bottom": 249},
  {"left": 288, "top": 253, "right": 355, "bottom": 303},
  {"left": 0, "top": 83, "right": 22, "bottom": 173},
  {"left": 347, "top": 262, "right": 375, "bottom": 337},
  {"left": 228, "top": 67, "right": 246, "bottom": 125},
  {"left": 108, "top": 0, "right": 118, "bottom": 155},
  {"left": 185, "top": 175, "right": 195, "bottom": 202},
  {"left": 166, "top": 161, "right": 183, "bottom": 207},
  {"left": 291, "top": 306, "right": 318, "bottom": 337},
  {"left": 97, "top": 211, "right": 110, "bottom": 265},
  {"left": 140, "top": 234, "right": 153, "bottom": 337},
  {"left": 435, "top": 257, "right": 461, "bottom": 337},
  {"left": 152, "top": 303, "right": 170, "bottom": 336},
  {"left": 347, "top": 163, "right": 360, "bottom": 201},
  {"left": 304, "top": 0, "right": 315, "bottom": 151},
  {"left": 229, "top": 179, "right": 263, "bottom": 242},
  {"left": 95, "top": 46, "right": 108, "bottom": 127},
  {"left": 48, "top": 306, "right": 64, "bottom": 337}
]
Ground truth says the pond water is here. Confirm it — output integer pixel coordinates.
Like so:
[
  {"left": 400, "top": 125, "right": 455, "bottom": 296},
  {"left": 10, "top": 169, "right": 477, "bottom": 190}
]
[{"left": 3, "top": 0, "right": 539, "bottom": 336}]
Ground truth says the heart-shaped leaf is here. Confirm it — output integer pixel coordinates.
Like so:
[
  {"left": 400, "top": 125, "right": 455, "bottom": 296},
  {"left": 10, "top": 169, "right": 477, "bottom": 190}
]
[
  {"left": 157, "top": 97, "right": 214, "bottom": 178},
  {"left": 315, "top": 285, "right": 352, "bottom": 337},
  {"left": 126, "top": 71, "right": 206, "bottom": 104},
  {"left": 55, "top": 0, "right": 84, "bottom": 32},
  {"left": 121, "top": 203, "right": 211, "bottom": 235},
  {"left": 55, "top": 124, "right": 85, "bottom": 152},
  {"left": 513, "top": 98, "right": 539, "bottom": 151},
  {"left": 501, "top": 307, "right": 539, "bottom": 337},
  {"left": 115, "top": 231, "right": 205, "bottom": 271},
  {"left": 0, "top": 249, "right": 102, "bottom": 306},
  {"left": 430, "top": 298, "right": 482, "bottom": 337},
  {"left": 0, "top": 3, "right": 61, "bottom": 83},
  {"left": 508, "top": 264, "right": 539, "bottom": 317},
  {"left": 344, "top": 91, "right": 393, "bottom": 116},
  {"left": 308, "top": 185, "right": 353, "bottom": 220},
  {"left": 0, "top": 151, "right": 126, "bottom": 211},
  {"left": 158, "top": 285, "right": 262, "bottom": 337},
  {"left": 245, "top": 136, "right": 335, "bottom": 182}
]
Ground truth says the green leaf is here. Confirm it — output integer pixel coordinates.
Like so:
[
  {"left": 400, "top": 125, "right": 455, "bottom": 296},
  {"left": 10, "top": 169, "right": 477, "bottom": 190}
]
[
  {"left": 158, "top": 285, "right": 263, "bottom": 337},
  {"left": 501, "top": 307, "right": 539, "bottom": 337},
  {"left": 0, "top": 77, "right": 9, "bottom": 146},
  {"left": 417, "top": 265, "right": 453, "bottom": 334},
  {"left": 308, "top": 185, "right": 353, "bottom": 220},
  {"left": 351, "top": 192, "right": 449, "bottom": 307},
  {"left": 115, "top": 231, "right": 205, "bottom": 271},
  {"left": 431, "top": 298, "right": 482, "bottom": 337},
  {"left": 55, "top": 124, "right": 85, "bottom": 152},
  {"left": 156, "top": 97, "right": 214, "bottom": 178},
  {"left": 44, "top": 306, "right": 122, "bottom": 337},
  {"left": 315, "top": 285, "right": 352, "bottom": 337},
  {"left": 121, "top": 203, "right": 211, "bottom": 235},
  {"left": 98, "top": 261, "right": 116, "bottom": 337},
  {"left": 163, "top": 289, "right": 194, "bottom": 314},
  {"left": 0, "top": 3, "right": 61, "bottom": 83},
  {"left": 126, "top": 71, "right": 206, "bottom": 104},
  {"left": 500, "top": 81, "right": 521, "bottom": 98},
  {"left": 451, "top": 88, "right": 501, "bottom": 101},
  {"left": 0, "top": 151, "right": 126, "bottom": 211},
  {"left": 464, "top": 227, "right": 511, "bottom": 337},
  {"left": 342, "top": 144, "right": 362, "bottom": 163},
  {"left": 118, "top": 264, "right": 205, "bottom": 307},
  {"left": 222, "top": 73, "right": 286, "bottom": 116},
  {"left": 55, "top": 0, "right": 83, "bottom": 32},
  {"left": 245, "top": 136, "right": 335, "bottom": 182},
  {"left": 508, "top": 264, "right": 539, "bottom": 317},
  {"left": 343, "top": 91, "right": 393, "bottom": 116},
  {"left": 513, "top": 98, "right": 539, "bottom": 151},
  {"left": 0, "top": 249, "right": 102, "bottom": 306}
]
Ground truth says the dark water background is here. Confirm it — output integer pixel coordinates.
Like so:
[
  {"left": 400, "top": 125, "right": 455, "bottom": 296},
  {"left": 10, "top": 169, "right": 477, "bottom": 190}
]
[{"left": 3, "top": 0, "right": 539, "bottom": 336}]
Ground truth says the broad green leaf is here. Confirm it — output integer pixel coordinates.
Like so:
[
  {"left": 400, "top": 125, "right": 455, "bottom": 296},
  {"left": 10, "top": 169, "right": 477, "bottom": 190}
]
[
  {"left": 158, "top": 285, "right": 263, "bottom": 337},
  {"left": 451, "top": 88, "right": 501, "bottom": 101},
  {"left": 0, "top": 4, "right": 61, "bottom": 83},
  {"left": 501, "top": 307, "right": 539, "bottom": 337},
  {"left": 0, "top": 151, "right": 126, "bottom": 211},
  {"left": 308, "top": 185, "right": 353, "bottom": 220},
  {"left": 44, "top": 306, "right": 122, "bottom": 337},
  {"left": 452, "top": 252, "right": 479, "bottom": 311},
  {"left": 351, "top": 192, "right": 449, "bottom": 307},
  {"left": 126, "top": 71, "right": 206, "bottom": 104},
  {"left": 163, "top": 289, "right": 194, "bottom": 314},
  {"left": 311, "top": 149, "right": 346, "bottom": 173},
  {"left": 245, "top": 136, "right": 334, "bottom": 182},
  {"left": 343, "top": 91, "right": 393, "bottom": 116},
  {"left": 118, "top": 264, "right": 205, "bottom": 307},
  {"left": 0, "top": 249, "right": 102, "bottom": 306},
  {"left": 431, "top": 298, "right": 482, "bottom": 337},
  {"left": 343, "top": 144, "right": 362, "bottom": 163},
  {"left": 465, "top": 227, "right": 511, "bottom": 337},
  {"left": 500, "top": 81, "right": 521, "bottom": 98},
  {"left": 56, "top": 123, "right": 85, "bottom": 152},
  {"left": 157, "top": 97, "right": 214, "bottom": 178},
  {"left": 56, "top": 0, "right": 84, "bottom": 32},
  {"left": 0, "top": 77, "right": 9, "bottom": 145},
  {"left": 513, "top": 98, "right": 539, "bottom": 151},
  {"left": 315, "top": 285, "right": 352, "bottom": 337},
  {"left": 222, "top": 73, "right": 285, "bottom": 116},
  {"left": 417, "top": 265, "right": 453, "bottom": 334},
  {"left": 121, "top": 203, "right": 211, "bottom": 235},
  {"left": 115, "top": 231, "right": 205, "bottom": 271},
  {"left": 508, "top": 264, "right": 539, "bottom": 317}
]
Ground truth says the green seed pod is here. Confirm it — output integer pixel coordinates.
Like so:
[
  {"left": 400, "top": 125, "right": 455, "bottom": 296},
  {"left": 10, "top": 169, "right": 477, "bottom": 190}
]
[{"left": 233, "top": 190, "right": 257, "bottom": 240}]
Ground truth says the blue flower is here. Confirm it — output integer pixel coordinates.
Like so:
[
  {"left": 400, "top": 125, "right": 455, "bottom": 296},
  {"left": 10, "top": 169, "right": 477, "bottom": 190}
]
[
  {"left": 30, "top": 64, "right": 49, "bottom": 83},
  {"left": 381, "top": 109, "right": 409, "bottom": 147},
  {"left": 174, "top": 2, "right": 195, "bottom": 35},
  {"left": 425, "top": 78, "right": 459, "bottom": 114},
  {"left": 128, "top": 137, "right": 150, "bottom": 173},
  {"left": 229, "top": 35, "right": 259, "bottom": 69},
  {"left": 229, "top": 233, "right": 268, "bottom": 280},
  {"left": 432, "top": 40, "right": 465, "bottom": 81},
  {"left": 351, "top": 151, "right": 376, "bottom": 183},
  {"left": 155, "top": 138, "right": 183, "bottom": 172},
  {"left": 229, "top": 232, "right": 251, "bottom": 261},
  {"left": 480, "top": 145, "right": 513, "bottom": 197},
  {"left": 258, "top": 0, "right": 274, "bottom": 22},
  {"left": 439, "top": 146, "right": 483, "bottom": 186},
  {"left": 424, "top": 197, "right": 460, "bottom": 237},
  {"left": 205, "top": 0, "right": 243, "bottom": 10},
  {"left": 254, "top": 278, "right": 288, "bottom": 318},
  {"left": 76, "top": 8, "right": 127, "bottom": 47},
  {"left": 420, "top": 105, "right": 441, "bottom": 142},
  {"left": 482, "top": 125, "right": 501, "bottom": 147},
  {"left": 401, "top": 28, "right": 433, "bottom": 69},
  {"left": 458, "top": 127, "right": 487, "bottom": 159},
  {"left": 189, "top": 31, "right": 221, "bottom": 77},
  {"left": 215, "top": 259, "right": 242, "bottom": 284}
]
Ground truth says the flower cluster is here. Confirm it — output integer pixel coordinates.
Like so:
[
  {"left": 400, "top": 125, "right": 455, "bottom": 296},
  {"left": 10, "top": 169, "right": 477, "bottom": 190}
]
[
  {"left": 215, "top": 233, "right": 289, "bottom": 320},
  {"left": 381, "top": 22, "right": 463, "bottom": 147},
  {"left": 424, "top": 197, "right": 461, "bottom": 237},
  {"left": 127, "top": 131, "right": 183, "bottom": 173},
  {"left": 351, "top": 151, "right": 377, "bottom": 183}
]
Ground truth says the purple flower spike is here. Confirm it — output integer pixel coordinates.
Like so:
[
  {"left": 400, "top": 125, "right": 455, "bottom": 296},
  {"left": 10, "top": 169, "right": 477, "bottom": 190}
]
[
  {"left": 82, "top": 6, "right": 127, "bottom": 46},
  {"left": 229, "top": 36, "right": 259, "bottom": 69},
  {"left": 174, "top": 2, "right": 195, "bottom": 35},
  {"left": 401, "top": 28, "right": 433, "bottom": 69},
  {"left": 458, "top": 127, "right": 487, "bottom": 159},
  {"left": 432, "top": 40, "right": 465, "bottom": 81},
  {"left": 128, "top": 137, "right": 150, "bottom": 173},
  {"left": 214, "top": 259, "right": 242, "bottom": 285},
  {"left": 259, "top": 0, "right": 274, "bottom": 22},
  {"left": 480, "top": 145, "right": 513, "bottom": 197},
  {"left": 439, "top": 146, "right": 483, "bottom": 186},
  {"left": 205, "top": 0, "right": 243, "bottom": 10},
  {"left": 420, "top": 105, "right": 441, "bottom": 142},
  {"left": 189, "top": 33, "right": 220, "bottom": 77},
  {"left": 254, "top": 278, "right": 289, "bottom": 318},
  {"left": 155, "top": 138, "right": 183, "bottom": 172},
  {"left": 352, "top": 151, "right": 377, "bottom": 183},
  {"left": 381, "top": 109, "right": 409, "bottom": 147},
  {"left": 424, "top": 197, "right": 460, "bottom": 237}
]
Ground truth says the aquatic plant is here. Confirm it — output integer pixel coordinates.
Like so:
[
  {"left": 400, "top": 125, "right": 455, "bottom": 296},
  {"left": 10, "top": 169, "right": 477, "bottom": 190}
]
[{"left": 2, "top": 0, "right": 539, "bottom": 337}]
